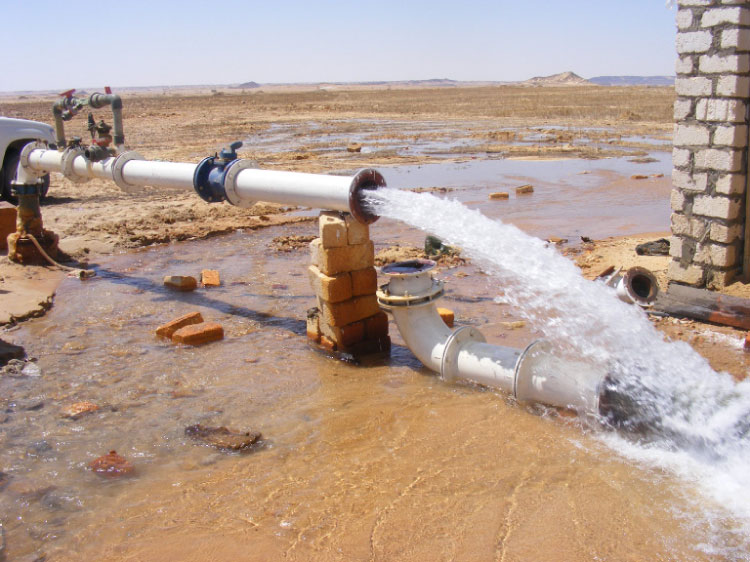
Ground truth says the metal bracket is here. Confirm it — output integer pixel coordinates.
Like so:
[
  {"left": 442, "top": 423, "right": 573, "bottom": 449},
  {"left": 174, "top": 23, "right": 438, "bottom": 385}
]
[
  {"left": 112, "top": 151, "right": 144, "bottom": 193},
  {"left": 376, "top": 278, "right": 444, "bottom": 309},
  {"left": 223, "top": 158, "right": 257, "bottom": 208}
]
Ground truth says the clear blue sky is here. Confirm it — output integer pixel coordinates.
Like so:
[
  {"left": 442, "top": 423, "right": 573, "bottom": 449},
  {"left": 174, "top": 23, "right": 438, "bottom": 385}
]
[{"left": 0, "top": 0, "right": 677, "bottom": 92}]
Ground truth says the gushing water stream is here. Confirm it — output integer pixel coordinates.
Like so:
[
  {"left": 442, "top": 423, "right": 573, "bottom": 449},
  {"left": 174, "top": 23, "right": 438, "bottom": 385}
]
[{"left": 366, "top": 187, "right": 750, "bottom": 556}]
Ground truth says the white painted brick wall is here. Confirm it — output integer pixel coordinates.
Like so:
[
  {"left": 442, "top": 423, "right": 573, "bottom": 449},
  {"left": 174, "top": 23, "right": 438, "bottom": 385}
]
[
  {"left": 675, "top": 77, "right": 712, "bottom": 96},
  {"left": 716, "top": 75, "right": 750, "bottom": 97},
  {"left": 677, "top": 9, "right": 693, "bottom": 29},
  {"left": 676, "top": 56, "right": 694, "bottom": 75},
  {"left": 672, "top": 147, "right": 691, "bottom": 167},
  {"left": 694, "top": 148, "right": 743, "bottom": 171},
  {"left": 699, "top": 54, "right": 750, "bottom": 74},
  {"left": 713, "top": 124, "right": 748, "bottom": 147},
  {"left": 710, "top": 222, "right": 743, "bottom": 243},
  {"left": 668, "top": 261, "right": 705, "bottom": 285},
  {"left": 671, "top": 189, "right": 687, "bottom": 212},
  {"left": 672, "top": 213, "right": 690, "bottom": 236},
  {"left": 721, "top": 28, "right": 750, "bottom": 51},
  {"left": 669, "top": 236, "right": 684, "bottom": 258},
  {"left": 674, "top": 123, "right": 711, "bottom": 145},
  {"left": 695, "top": 98, "right": 746, "bottom": 122},
  {"left": 693, "top": 195, "right": 742, "bottom": 219},
  {"left": 677, "top": 31, "right": 713, "bottom": 53},
  {"left": 674, "top": 99, "right": 693, "bottom": 120},
  {"left": 673, "top": 169, "right": 708, "bottom": 191},
  {"left": 715, "top": 173, "right": 746, "bottom": 195},
  {"left": 701, "top": 6, "right": 750, "bottom": 27}
]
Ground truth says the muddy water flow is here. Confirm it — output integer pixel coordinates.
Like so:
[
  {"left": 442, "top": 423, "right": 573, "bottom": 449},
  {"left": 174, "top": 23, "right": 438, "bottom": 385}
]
[{"left": 1, "top": 154, "right": 744, "bottom": 561}]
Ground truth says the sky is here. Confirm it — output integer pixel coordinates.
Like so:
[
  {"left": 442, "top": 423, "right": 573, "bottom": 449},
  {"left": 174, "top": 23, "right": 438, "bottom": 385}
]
[{"left": 0, "top": 0, "right": 677, "bottom": 92}]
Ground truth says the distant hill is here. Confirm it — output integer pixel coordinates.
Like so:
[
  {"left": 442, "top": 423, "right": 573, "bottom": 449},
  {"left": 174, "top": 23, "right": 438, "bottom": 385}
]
[
  {"left": 521, "top": 71, "right": 592, "bottom": 86},
  {"left": 588, "top": 75, "right": 675, "bottom": 86},
  {"left": 233, "top": 81, "right": 261, "bottom": 89}
]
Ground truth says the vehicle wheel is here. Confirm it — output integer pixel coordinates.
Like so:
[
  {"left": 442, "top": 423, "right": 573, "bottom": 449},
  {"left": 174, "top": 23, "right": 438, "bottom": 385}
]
[{"left": 1, "top": 147, "right": 50, "bottom": 204}]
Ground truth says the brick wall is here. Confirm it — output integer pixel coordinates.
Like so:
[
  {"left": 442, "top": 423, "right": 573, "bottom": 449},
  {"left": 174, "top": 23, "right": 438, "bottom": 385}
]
[{"left": 670, "top": 0, "right": 749, "bottom": 287}]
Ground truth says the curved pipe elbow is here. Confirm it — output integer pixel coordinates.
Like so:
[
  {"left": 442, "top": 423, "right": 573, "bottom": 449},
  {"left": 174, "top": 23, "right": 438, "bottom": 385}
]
[{"left": 390, "top": 305, "right": 452, "bottom": 372}]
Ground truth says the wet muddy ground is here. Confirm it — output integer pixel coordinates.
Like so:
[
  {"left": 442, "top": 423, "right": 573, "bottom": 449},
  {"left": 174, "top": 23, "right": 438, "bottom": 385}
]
[{"left": 2, "top": 87, "right": 750, "bottom": 560}]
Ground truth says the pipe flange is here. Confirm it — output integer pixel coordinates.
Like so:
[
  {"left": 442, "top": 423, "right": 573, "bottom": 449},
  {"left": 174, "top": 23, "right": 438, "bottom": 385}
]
[
  {"left": 441, "top": 326, "right": 486, "bottom": 383},
  {"left": 348, "top": 168, "right": 386, "bottom": 224},
  {"left": 19, "top": 141, "right": 47, "bottom": 169},
  {"left": 61, "top": 146, "right": 89, "bottom": 183},
  {"left": 376, "top": 278, "right": 444, "bottom": 309},
  {"left": 223, "top": 158, "right": 258, "bottom": 208},
  {"left": 512, "top": 339, "right": 552, "bottom": 402},
  {"left": 112, "top": 151, "right": 144, "bottom": 193}
]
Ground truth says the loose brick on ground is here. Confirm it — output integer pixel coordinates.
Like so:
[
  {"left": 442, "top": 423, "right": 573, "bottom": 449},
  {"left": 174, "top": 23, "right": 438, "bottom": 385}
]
[
  {"left": 201, "top": 269, "right": 220, "bottom": 287},
  {"left": 437, "top": 307, "right": 455, "bottom": 328},
  {"left": 164, "top": 275, "right": 198, "bottom": 291},
  {"left": 156, "top": 311, "right": 204, "bottom": 338},
  {"left": 172, "top": 322, "right": 224, "bottom": 345}
]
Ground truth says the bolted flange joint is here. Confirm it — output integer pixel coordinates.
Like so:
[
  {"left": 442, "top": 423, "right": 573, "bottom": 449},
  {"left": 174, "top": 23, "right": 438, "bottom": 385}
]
[{"left": 193, "top": 140, "right": 243, "bottom": 204}]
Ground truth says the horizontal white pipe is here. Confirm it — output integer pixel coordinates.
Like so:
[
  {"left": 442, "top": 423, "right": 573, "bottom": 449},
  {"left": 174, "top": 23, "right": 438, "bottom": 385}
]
[
  {"left": 25, "top": 148, "right": 361, "bottom": 212},
  {"left": 454, "top": 341, "right": 520, "bottom": 392},
  {"left": 234, "top": 169, "right": 354, "bottom": 213}
]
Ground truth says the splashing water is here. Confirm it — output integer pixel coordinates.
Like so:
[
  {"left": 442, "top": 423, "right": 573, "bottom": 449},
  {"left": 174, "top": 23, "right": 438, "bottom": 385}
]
[{"left": 366, "top": 188, "right": 750, "bottom": 554}]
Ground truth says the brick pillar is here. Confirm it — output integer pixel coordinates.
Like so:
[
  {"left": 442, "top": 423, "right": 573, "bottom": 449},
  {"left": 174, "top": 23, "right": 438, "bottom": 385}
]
[
  {"left": 306, "top": 211, "right": 390, "bottom": 357},
  {"left": 670, "top": 1, "right": 749, "bottom": 288}
]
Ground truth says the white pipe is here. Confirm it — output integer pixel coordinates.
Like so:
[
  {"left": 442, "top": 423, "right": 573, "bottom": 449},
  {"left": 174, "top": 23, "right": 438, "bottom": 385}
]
[
  {"left": 378, "top": 260, "right": 604, "bottom": 416},
  {"left": 25, "top": 148, "right": 384, "bottom": 221}
]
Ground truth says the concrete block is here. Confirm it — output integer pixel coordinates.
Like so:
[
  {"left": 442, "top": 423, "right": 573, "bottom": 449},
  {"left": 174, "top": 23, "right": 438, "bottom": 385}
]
[
  {"left": 713, "top": 125, "right": 747, "bottom": 147},
  {"left": 721, "top": 28, "right": 750, "bottom": 50},
  {"left": 319, "top": 211, "right": 348, "bottom": 248},
  {"left": 671, "top": 190, "right": 687, "bottom": 212},
  {"left": 437, "top": 307, "right": 455, "bottom": 328},
  {"left": 669, "top": 236, "right": 684, "bottom": 259},
  {"left": 0, "top": 202, "right": 17, "bottom": 251},
  {"left": 710, "top": 222, "right": 743, "bottom": 243},
  {"left": 671, "top": 213, "right": 691, "bottom": 236},
  {"left": 350, "top": 267, "right": 377, "bottom": 296},
  {"left": 694, "top": 149, "right": 742, "bottom": 172},
  {"left": 699, "top": 54, "right": 750, "bottom": 74},
  {"left": 672, "top": 148, "right": 691, "bottom": 168},
  {"left": 320, "top": 319, "right": 365, "bottom": 347},
  {"left": 679, "top": 0, "right": 710, "bottom": 5},
  {"left": 156, "top": 311, "right": 205, "bottom": 338},
  {"left": 318, "top": 294, "right": 380, "bottom": 327},
  {"left": 701, "top": 6, "right": 750, "bottom": 26},
  {"left": 672, "top": 169, "right": 707, "bottom": 192},
  {"left": 306, "top": 308, "right": 321, "bottom": 343},
  {"left": 364, "top": 311, "right": 389, "bottom": 339},
  {"left": 310, "top": 238, "right": 374, "bottom": 276},
  {"left": 344, "top": 213, "right": 369, "bottom": 245},
  {"left": 164, "top": 275, "right": 198, "bottom": 292},
  {"left": 677, "top": 9, "right": 693, "bottom": 29},
  {"left": 489, "top": 192, "right": 510, "bottom": 200},
  {"left": 308, "top": 265, "right": 352, "bottom": 303},
  {"left": 693, "top": 195, "right": 742, "bottom": 219},
  {"left": 676, "top": 56, "right": 694, "bottom": 75},
  {"left": 695, "top": 98, "right": 745, "bottom": 122},
  {"left": 674, "top": 124, "right": 710, "bottom": 146},
  {"left": 710, "top": 243, "right": 739, "bottom": 267},
  {"left": 675, "top": 77, "right": 712, "bottom": 96},
  {"left": 715, "top": 173, "right": 746, "bottom": 195},
  {"left": 674, "top": 99, "right": 693, "bottom": 120},
  {"left": 515, "top": 184, "right": 534, "bottom": 194},
  {"left": 201, "top": 269, "right": 220, "bottom": 287},
  {"left": 172, "top": 322, "right": 224, "bottom": 345},
  {"left": 708, "top": 269, "right": 736, "bottom": 289},
  {"left": 340, "top": 335, "right": 391, "bottom": 357},
  {"left": 676, "top": 31, "right": 712, "bottom": 53},
  {"left": 716, "top": 75, "right": 750, "bottom": 97},
  {"left": 668, "top": 260, "right": 706, "bottom": 285}
]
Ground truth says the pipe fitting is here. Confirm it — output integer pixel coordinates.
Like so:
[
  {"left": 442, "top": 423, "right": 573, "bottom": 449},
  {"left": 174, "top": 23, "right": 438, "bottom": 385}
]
[
  {"left": 61, "top": 146, "right": 90, "bottom": 183},
  {"left": 602, "top": 266, "right": 659, "bottom": 307},
  {"left": 111, "top": 151, "right": 145, "bottom": 193},
  {"left": 348, "top": 168, "right": 386, "bottom": 224},
  {"left": 84, "top": 144, "right": 111, "bottom": 163}
]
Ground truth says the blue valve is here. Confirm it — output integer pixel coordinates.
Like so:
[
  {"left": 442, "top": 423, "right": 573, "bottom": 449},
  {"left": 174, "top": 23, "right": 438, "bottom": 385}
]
[{"left": 193, "top": 141, "right": 243, "bottom": 203}]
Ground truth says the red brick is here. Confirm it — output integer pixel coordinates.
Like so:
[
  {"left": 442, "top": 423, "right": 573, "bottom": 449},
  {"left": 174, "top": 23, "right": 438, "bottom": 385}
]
[
  {"left": 156, "top": 311, "right": 204, "bottom": 338},
  {"left": 321, "top": 319, "right": 365, "bottom": 347},
  {"left": 201, "top": 269, "right": 220, "bottom": 287},
  {"left": 437, "top": 307, "right": 454, "bottom": 328},
  {"left": 351, "top": 267, "right": 377, "bottom": 296},
  {"left": 364, "top": 311, "right": 389, "bottom": 339},
  {"left": 164, "top": 275, "right": 198, "bottom": 291},
  {"left": 0, "top": 202, "right": 17, "bottom": 252},
  {"left": 172, "top": 322, "right": 224, "bottom": 345},
  {"left": 310, "top": 239, "right": 374, "bottom": 276},
  {"left": 308, "top": 265, "right": 352, "bottom": 303},
  {"left": 318, "top": 294, "right": 380, "bottom": 327}
]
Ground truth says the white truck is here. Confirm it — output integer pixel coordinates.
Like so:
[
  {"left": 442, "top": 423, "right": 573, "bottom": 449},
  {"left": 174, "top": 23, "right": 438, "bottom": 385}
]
[{"left": 0, "top": 117, "right": 55, "bottom": 203}]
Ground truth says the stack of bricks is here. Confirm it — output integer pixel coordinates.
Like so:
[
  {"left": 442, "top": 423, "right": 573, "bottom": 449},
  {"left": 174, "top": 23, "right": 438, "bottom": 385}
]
[
  {"left": 307, "top": 211, "right": 390, "bottom": 356},
  {"left": 671, "top": 0, "right": 750, "bottom": 287}
]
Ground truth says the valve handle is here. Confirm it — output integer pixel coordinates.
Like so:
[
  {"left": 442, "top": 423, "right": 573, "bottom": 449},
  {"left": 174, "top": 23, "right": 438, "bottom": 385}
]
[{"left": 218, "top": 140, "right": 243, "bottom": 161}]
